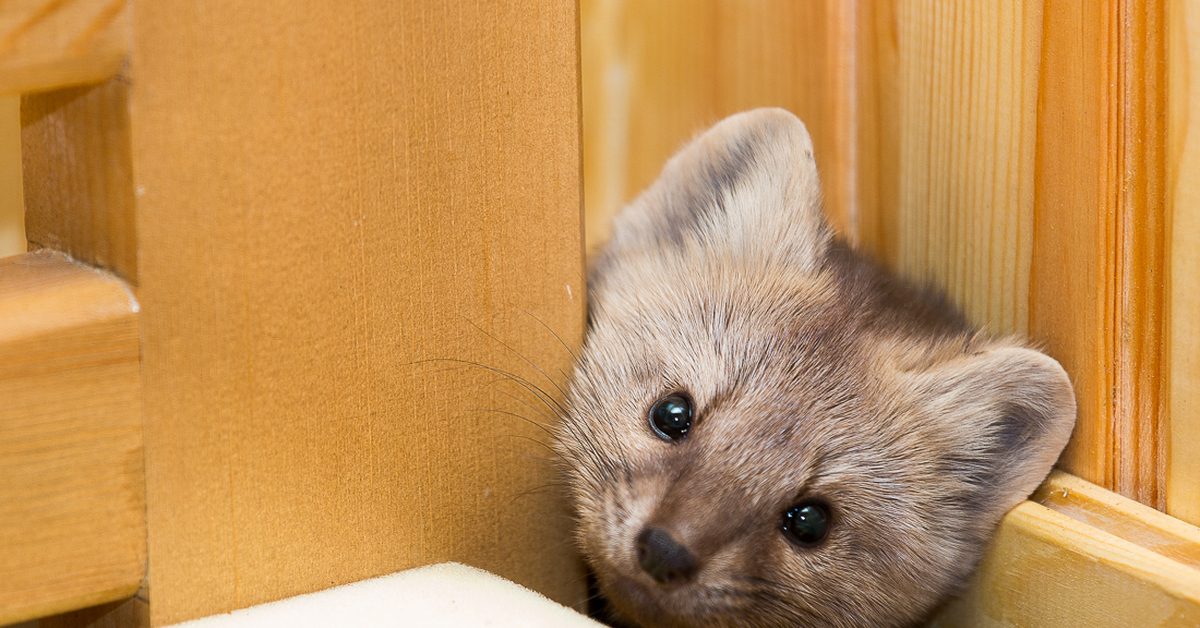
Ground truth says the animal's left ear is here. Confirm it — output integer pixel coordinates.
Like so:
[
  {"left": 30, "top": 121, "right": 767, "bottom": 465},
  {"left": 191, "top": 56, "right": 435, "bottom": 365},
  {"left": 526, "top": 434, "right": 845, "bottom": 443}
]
[{"left": 914, "top": 346, "right": 1076, "bottom": 517}]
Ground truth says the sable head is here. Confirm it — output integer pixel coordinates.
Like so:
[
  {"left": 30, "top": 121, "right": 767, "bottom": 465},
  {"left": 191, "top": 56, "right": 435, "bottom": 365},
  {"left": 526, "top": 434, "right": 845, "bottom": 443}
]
[{"left": 555, "top": 108, "right": 1076, "bottom": 628}]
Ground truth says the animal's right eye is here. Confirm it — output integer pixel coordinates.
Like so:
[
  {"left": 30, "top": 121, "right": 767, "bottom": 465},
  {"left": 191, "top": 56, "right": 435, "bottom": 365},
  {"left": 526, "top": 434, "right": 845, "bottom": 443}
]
[
  {"left": 648, "top": 393, "right": 693, "bottom": 442},
  {"left": 781, "top": 501, "right": 831, "bottom": 547}
]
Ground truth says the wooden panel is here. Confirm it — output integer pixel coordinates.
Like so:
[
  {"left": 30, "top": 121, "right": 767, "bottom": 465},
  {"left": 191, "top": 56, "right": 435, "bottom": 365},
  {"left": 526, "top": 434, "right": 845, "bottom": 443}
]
[
  {"left": 22, "top": 70, "right": 137, "bottom": 284},
  {"left": 126, "top": 1, "right": 584, "bottom": 625},
  {"left": 930, "top": 481, "right": 1200, "bottom": 627},
  {"left": 0, "top": 0, "right": 127, "bottom": 95},
  {"left": 863, "top": 0, "right": 1042, "bottom": 336},
  {"left": 1168, "top": 0, "right": 1200, "bottom": 527},
  {"left": 0, "top": 249, "right": 144, "bottom": 626},
  {"left": 1031, "top": 0, "right": 1168, "bottom": 506},
  {"left": 851, "top": 0, "right": 1169, "bottom": 507},
  {"left": 0, "top": 94, "right": 22, "bottom": 257},
  {"left": 580, "top": 0, "right": 856, "bottom": 251}
]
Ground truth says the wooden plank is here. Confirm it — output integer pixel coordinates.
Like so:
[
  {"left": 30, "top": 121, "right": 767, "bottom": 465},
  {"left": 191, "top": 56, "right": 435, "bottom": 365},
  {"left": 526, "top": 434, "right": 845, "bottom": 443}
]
[
  {"left": 852, "top": 0, "right": 1169, "bottom": 507},
  {"left": 0, "top": 249, "right": 144, "bottom": 626},
  {"left": 861, "top": 0, "right": 1043, "bottom": 336},
  {"left": 580, "top": 0, "right": 856, "bottom": 251},
  {"left": 1034, "top": 471, "right": 1200, "bottom": 566},
  {"left": 22, "top": 69, "right": 137, "bottom": 284},
  {"left": 0, "top": 0, "right": 128, "bottom": 95},
  {"left": 930, "top": 488, "right": 1200, "bottom": 627},
  {"left": 0, "top": 94, "right": 22, "bottom": 257},
  {"left": 126, "top": 1, "right": 585, "bottom": 624},
  {"left": 1031, "top": 0, "right": 1168, "bottom": 506},
  {"left": 1168, "top": 0, "right": 1200, "bottom": 527}
]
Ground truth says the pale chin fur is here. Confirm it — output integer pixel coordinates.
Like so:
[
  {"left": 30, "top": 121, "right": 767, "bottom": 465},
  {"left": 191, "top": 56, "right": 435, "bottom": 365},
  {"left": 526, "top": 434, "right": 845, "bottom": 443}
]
[{"left": 554, "top": 108, "right": 1076, "bottom": 628}]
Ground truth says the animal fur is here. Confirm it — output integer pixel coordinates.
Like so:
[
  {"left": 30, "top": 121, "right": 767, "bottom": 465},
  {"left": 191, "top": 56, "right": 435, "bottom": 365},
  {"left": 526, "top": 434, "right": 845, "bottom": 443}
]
[{"left": 554, "top": 108, "right": 1076, "bottom": 628}]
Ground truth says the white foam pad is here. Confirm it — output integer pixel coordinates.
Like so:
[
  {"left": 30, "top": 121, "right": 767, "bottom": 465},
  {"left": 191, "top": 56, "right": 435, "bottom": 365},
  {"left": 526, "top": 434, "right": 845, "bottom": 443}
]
[{"left": 168, "top": 563, "right": 602, "bottom": 627}]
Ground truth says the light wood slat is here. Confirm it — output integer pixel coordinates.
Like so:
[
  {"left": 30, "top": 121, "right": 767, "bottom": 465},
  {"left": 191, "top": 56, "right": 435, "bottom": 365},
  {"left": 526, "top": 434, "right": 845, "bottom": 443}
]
[
  {"left": 127, "top": 1, "right": 584, "bottom": 624},
  {"left": 0, "top": 249, "right": 144, "bottom": 626},
  {"left": 580, "top": 0, "right": 856, "bottom": 251},
  {"left": 870, "top": 0, "right": 1042, "bottom": 336},
  {"left": 1168, "top": 0, "right": 1200, "bottom": 527},
  {"left": 0, "top": 0, "right": 128, "bottom": 95},
  {"left": 930, "top": 489, "right": 1200, "bottom": 627},
  {"left": 22, "top": 70, "right": 136, "bottom": 284}
]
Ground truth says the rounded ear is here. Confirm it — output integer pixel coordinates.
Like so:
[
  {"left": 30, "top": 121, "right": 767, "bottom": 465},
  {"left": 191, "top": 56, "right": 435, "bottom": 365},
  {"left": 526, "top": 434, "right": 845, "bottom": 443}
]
[
  {"left": 591, "top": 108, "right": 832, "bottom": 286},
  {"left": 914, "top": 346, "right": 1076, "bottom": 517}
]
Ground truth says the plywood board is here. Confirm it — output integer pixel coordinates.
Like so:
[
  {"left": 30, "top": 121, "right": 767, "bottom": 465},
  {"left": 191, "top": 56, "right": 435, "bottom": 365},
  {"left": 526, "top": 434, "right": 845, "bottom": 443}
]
[
  {"left": 0, "top": 0, "right": 127, "bottom": 95},
  {"left": 127, "top": 1, "right": 585, "bottom": 624},
  {"left": 0, "top": 250, "right": 144, "bottom": 626}
]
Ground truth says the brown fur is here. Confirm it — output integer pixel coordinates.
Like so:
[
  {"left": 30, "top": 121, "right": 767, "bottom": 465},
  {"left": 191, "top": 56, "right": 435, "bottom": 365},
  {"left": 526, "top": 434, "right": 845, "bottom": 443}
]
[{"left": 554, "top": 109, "right": 1076, "bottom": 628}]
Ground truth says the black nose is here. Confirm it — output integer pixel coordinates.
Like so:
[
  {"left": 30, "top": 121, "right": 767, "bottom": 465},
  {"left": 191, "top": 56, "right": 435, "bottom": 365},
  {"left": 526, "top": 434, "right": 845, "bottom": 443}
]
[{"left": 635, "top": 526, "right": 697, "bottom": 584}]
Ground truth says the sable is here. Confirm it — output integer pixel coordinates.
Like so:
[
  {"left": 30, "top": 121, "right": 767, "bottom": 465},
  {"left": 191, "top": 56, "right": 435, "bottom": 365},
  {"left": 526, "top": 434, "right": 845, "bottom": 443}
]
[{"left": 555, "top": 109, "right": 1076, "bottom": 628}]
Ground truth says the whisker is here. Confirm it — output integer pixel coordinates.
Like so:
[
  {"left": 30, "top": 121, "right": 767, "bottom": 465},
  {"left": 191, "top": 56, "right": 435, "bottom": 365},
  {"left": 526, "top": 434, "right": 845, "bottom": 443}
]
[{"left": 462, "top": 317, "right": 570, "bottom": 402}]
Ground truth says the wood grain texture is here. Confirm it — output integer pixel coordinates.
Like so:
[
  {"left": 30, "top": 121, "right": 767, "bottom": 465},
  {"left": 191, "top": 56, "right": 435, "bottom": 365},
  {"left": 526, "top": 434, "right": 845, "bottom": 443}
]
[
  {"left": 0, "top": 0, "right": 128, "bottom": 95},
  {"left": 22, "top": 69, "right": 137, "bottom": 284},
  {"left": 0, "top": 249, "right": 144, "bottom": 626},
  {"left": 1031, "top": 0, "right": 1169, "bottom": 506},
  {"left": 0, "top": 95, "right": 23, "bottom": 257},
  {"left": 127, "top": 1, "right": 585, "bottom": 624},
  {"left": 852, "top": 0, "right": 1170, "bottom": 507},
  {"left": 580, "top": 0, "right": 857, "bottom": 251},
  {"left": 930, "top": 482, "right": 1200, "bottom": 627},
  {"left": 1168, "top": 0, "right": 1200, "bottom": 527},
  {"left": 865, "top": 0, "right": 1042, "bottom": 336}
]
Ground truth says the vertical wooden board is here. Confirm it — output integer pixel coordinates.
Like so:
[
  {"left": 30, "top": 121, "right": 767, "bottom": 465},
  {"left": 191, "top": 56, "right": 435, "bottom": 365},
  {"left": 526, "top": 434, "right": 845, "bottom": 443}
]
[
  {"left": 0, "top": 250, "right": 144, "bottom": 626},
  {"left": 1032, "top": 0, "right": 1168, "bottom": 506},
  {"left": 0, "top": 94, "right": 22, "bottom": 257},
  {"left": 580, "top": 0, "right": 857, "bottom": 250},
  {"left": 128, "top": 1, "right": 584, "bottom": 625},
  {"left": 1029, "top": 0, "right": 1115, "bottom": 492},
  {"left": 22, "top": 70, "right": 137, "bottom": 284},
  {"left": 872, "top": 0, "right": 1042, "bottom": 336},
  {"left": 1168, "top": 0, "right": 1200, "bottom": 526}
]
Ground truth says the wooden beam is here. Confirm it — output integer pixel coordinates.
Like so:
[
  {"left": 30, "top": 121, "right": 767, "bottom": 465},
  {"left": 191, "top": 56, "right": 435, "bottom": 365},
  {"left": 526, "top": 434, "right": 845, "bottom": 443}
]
[
  {"left": 23, "top": 70, "right": 137, "bottom": 284},
  {"left": 931, "top": 473, "right": 1200, "bottom": 626},
  {"left": 0, "top": 0, "right": 128, "bottom": 96},
  {"left": 1031, "top": 0, "right": 1169, "bottom": 506},
  {"left": 0, "top": 249, "right": 144, "bottom": 626}
]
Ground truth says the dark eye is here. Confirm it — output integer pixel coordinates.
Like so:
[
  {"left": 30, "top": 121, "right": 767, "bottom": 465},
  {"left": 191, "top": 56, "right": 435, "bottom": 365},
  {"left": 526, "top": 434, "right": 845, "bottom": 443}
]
[
  {"left": 781, "top": 501, "right": 830, "bottom": 547},
  {"left": 648, "top": 393, "right": 693, "bottom": 442}
]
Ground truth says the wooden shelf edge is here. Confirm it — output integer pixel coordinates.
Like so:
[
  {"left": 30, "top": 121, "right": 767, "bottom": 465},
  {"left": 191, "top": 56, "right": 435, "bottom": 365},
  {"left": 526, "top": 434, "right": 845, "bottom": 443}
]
[
  {"left": 0, "top": 249, "right": 146, "bottom": 625},
  {"left": 932, "top": 472, "right": 1200, "bottom": 626},
  {"left": 0, "top": 582, "right": 142, "bottom": 627}
]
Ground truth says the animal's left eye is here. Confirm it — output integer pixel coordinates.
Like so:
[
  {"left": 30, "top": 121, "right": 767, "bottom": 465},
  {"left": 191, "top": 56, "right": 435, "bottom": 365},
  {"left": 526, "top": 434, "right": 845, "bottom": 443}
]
[
  {"left": 780, "top": 501, "right": 830, "bottom": 547},
  {"left": 648, "top": 393, "right": 693, "bottom": 442}
]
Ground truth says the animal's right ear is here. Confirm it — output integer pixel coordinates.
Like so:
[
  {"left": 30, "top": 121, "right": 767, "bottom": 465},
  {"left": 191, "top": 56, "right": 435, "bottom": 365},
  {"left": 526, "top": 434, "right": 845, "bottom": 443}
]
[{"left": 593, "top": 108, "right": 831, "bottom": 280}]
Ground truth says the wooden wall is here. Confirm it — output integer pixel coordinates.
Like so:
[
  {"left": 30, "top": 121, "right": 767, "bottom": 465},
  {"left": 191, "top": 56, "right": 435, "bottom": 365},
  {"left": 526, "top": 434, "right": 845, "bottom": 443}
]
[
  {"left": 581, "top": 0, "right": 1196, "bottom": 524},
  {"left": 6, "top": 0, "right": 586, "bottom": 625}
]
